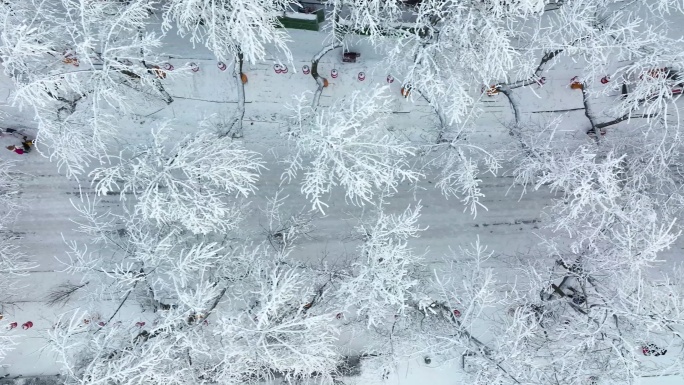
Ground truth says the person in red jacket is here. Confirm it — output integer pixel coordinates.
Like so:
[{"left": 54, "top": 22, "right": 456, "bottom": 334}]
[
  {"left": 6, "top": 145, "right": 24, "bottom": 155},
  {"left": 5, "top": 136, "right": 34, "bottom": 154}
]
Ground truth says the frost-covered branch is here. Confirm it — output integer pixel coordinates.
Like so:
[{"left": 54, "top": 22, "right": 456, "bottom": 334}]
[
  {"left": 162, "top": 0, "right": 293, "bottom": 64},
  {"left": 285, "top": 87, "right": 422, "bottom": 213},
  {"left": 92, "top": 124, "right": 265, "bottom": 234},
  {"left": 338, "top": 204, "right": 427, "bottom": 327}
]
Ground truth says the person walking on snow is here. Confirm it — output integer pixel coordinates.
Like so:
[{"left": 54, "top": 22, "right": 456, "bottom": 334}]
[
  {"left": 5, "top": 136, "right": 34, "bottom": 155},
  {"left": 6, "top": 145, "right": 24, "bottom": 155},
  {"left": 20, "top": 136, "right": 33, "bottom": 153}
]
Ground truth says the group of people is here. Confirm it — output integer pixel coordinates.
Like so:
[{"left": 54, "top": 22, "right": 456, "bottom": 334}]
[
  {"left": 641, "top": 343, "right": 667, "bottom": 356},
  {"left": 1, "top": 128, "right": 34, "bottom": 155},
  {"left": 5, "top": 321, "right": 33, "bottom": 330}
]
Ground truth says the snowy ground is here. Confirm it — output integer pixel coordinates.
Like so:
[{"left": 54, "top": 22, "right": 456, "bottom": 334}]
[{"left": 0, "top": 18, "right": 682, "bottom": 385}]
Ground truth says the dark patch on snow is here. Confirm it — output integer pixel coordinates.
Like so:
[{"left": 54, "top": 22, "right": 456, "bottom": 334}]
[
  {"left": 0, "top": 375, "right": 62, "bottom": 385},
  {"left": 474, "top": 218, "right": 540, "bottom": 227}
]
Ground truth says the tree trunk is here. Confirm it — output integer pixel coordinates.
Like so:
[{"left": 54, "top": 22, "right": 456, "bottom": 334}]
[
  {"left": 229, "top": 51, "right": 246, "bottom": 138},
  {"left": 311, "top": 42, "right": 342, "bottom": 110},
  {"left": 152, "top": 78, "right": 173, "bottom": 104}
]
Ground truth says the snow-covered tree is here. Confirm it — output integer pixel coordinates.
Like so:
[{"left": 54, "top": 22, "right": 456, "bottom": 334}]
[
  {"left": 467, "top": 115, "right": 684, "bottom": 384},
  {"left": 338, "top": 203, "right": 426, "bottom": 328},
  {"left": 50, "top": 129, "right": 342, "bottom": 384},
  {"left": 162, "top": 0, "right": 297, "bottom": 138},
  {"left": 339, "top": 0, "right": 544, "bottom": 128},
  {"left": 261, "top": 190, "right": 315, "bottom": 252},
  {"left": 496, "top": 0, "right": 684, "bottom": 135},
  {"left": 91, "top": 123, "right": 265, "bottom": 235},
  {"left": 4, "top": 0, "right": 684, "bottom": 384},
  {"left": 0, "top": 0, "right": 173, "bottom": 177},
  {"left": 285, "top": 87, "right": 422, "bottom": 213},
  {"left": 211, "top": 264, "right": 341, "bottom": 384},
  {"left": 350, "top": 236, "right": 504, "bottom": 384},
  {"left": 162, "top": 0, "right": 292, "bottom": 64},
  {"left": 51, "top": 208, "right": 343, "bottom": 384},
  {"left": 425, "top": 142, "right": 502, "bottom": 217}
]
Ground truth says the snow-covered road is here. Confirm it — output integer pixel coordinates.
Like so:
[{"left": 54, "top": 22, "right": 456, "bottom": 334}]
[{"left": 0, "top": 21, "right": 682, "bottom": 385}]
